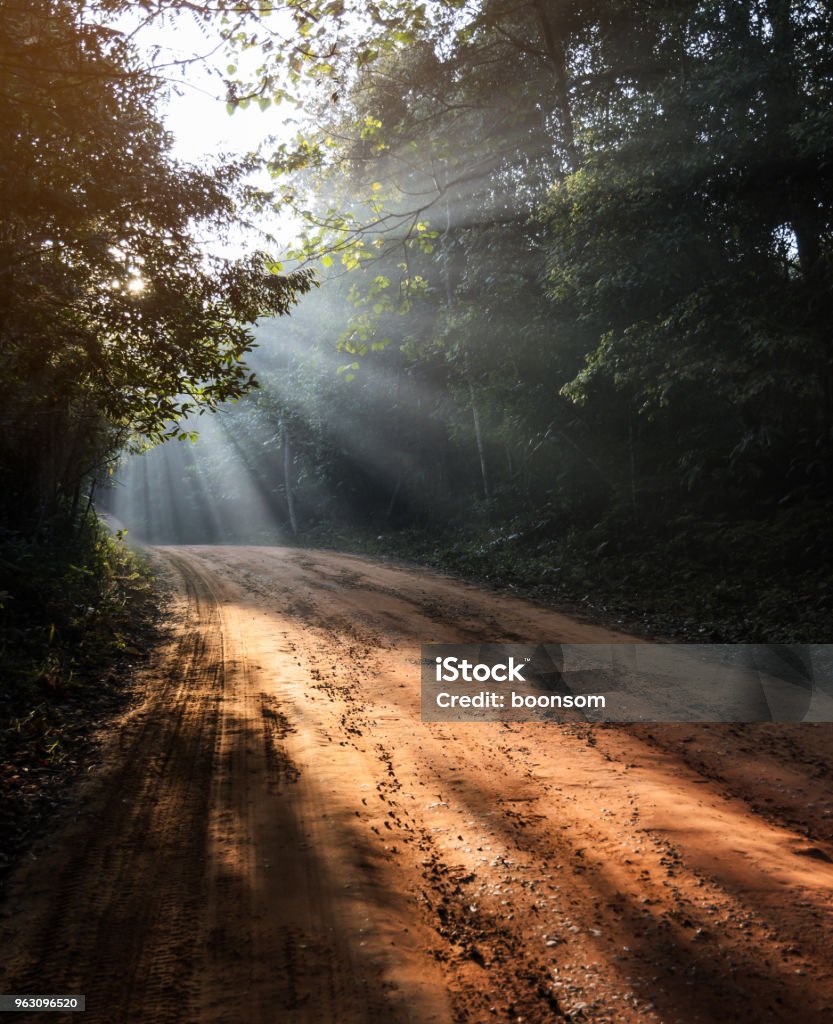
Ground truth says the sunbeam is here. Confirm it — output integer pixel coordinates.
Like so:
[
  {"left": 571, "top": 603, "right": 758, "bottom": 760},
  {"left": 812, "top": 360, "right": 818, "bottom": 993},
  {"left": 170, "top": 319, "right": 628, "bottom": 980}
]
[{"left": 106, "top": 410, "right": 288, "bottom": 545}]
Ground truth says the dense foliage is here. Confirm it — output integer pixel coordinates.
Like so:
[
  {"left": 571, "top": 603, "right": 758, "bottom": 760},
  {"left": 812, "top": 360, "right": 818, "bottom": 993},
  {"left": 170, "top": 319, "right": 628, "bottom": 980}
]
[
  {"left": 112, "top": 0, "right": 833, "bottom": 640},
  {"left": 0, "top": 0, "right": 311, "bottom": 538}
]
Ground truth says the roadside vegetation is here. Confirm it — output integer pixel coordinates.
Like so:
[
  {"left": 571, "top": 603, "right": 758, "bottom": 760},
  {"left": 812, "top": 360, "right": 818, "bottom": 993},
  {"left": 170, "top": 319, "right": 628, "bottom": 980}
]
[
  {"left": 0, "top": 521, "right": 160, "bottom": 882},
  {"left": 323, "top": 500, "right": 833, "bottom": 645}
]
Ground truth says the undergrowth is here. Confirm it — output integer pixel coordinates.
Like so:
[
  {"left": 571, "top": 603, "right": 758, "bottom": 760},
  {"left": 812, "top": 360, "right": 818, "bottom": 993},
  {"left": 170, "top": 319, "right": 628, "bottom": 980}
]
[
  {"left": 0, "top": 519, "right": 160, "bottom": 880},
  {"left": 303, "top": 499, "right": 832, "bottom": 644}
]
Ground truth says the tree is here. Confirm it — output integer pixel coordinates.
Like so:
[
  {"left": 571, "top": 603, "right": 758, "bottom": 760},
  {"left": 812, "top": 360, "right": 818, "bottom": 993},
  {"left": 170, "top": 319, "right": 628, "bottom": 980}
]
[
  {"left": 546, "top": 0, "right": 833, "bottom": 505},
  {"left": 106, "top": 0, "right": 833, "bottom": 540},
  {"left": 0, "top": 0, "right": 311, "bottom": 535}
]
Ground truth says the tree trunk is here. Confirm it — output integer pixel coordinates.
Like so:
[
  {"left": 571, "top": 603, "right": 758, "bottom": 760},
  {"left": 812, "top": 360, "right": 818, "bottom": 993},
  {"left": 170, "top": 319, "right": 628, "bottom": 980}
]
[
  {"left": 627, "top": 411, "right": 639, "bottom": 512},
  {"left": 81, "top": 478, "right": 96, "bottom": 534},
  {"left": 282, "top": 424, "right": 298, "bottom": 537},
  {"left": 385, "top": 471, "right": 402, "bottom": 521},
  {"left": 467, "top": 358, "right": 491, "bottom": 501},
  {"left": 441, "top": 198, "right": 491, "bottom": 501}
]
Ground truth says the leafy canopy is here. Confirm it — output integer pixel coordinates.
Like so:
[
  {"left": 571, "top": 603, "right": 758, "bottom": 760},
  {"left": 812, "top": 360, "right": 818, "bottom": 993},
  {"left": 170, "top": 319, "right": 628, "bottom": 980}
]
[{"left": 0, "top": 0, "right": 312, "bottom": 530}]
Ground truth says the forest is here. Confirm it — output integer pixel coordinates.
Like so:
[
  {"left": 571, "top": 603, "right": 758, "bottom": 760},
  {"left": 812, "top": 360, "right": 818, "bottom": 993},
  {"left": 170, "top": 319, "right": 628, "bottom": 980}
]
[
  {"left": 0, "top": 0, "right": 829, "bottom": 697},
  {"left": 3, "top": 4, "right": 833, "bottom": 1022},
  {"left": 104, "top": 0, "right": 833, "bottom": 643}
]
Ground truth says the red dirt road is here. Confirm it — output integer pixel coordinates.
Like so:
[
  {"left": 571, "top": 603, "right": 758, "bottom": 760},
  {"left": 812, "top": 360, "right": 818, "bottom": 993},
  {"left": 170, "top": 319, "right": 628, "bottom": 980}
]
[{"left": 2, "top": 546, "right": 833, "bottom": 1023}]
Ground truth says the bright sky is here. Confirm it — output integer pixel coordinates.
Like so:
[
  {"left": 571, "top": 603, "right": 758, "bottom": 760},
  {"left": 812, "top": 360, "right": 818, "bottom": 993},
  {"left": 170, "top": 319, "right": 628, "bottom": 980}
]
[
  {"left": 164, "top": 81, "right": 272, "bottom": 164},
  {"left": 124, "top": 9, "right": 291, "bottom": 163},
  {"left": 114, "top": 8, "right": 309, "bottom": 259}
]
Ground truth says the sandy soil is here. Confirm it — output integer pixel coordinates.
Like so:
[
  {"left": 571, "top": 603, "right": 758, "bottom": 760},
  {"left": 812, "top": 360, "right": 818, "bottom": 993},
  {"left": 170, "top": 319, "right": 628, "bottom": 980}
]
[{"left": 2, "top": 545, "right": 833, "bottom": 1023}]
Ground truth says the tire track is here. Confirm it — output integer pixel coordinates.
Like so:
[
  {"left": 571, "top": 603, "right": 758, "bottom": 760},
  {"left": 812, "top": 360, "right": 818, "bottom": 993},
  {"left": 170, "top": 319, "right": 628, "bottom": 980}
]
[
  {"left": 3, "top": 545, "right": 833, "bottom": 1024},
  {"left": 1, "top": 551, "right": 225, "bottom": 1022}
]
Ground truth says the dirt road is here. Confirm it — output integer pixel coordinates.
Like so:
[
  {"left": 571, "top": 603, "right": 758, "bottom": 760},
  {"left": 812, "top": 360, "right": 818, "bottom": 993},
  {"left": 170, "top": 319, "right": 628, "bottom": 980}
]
[{"left": 2, "top": 546, "right": 833, "bottom": 1023}]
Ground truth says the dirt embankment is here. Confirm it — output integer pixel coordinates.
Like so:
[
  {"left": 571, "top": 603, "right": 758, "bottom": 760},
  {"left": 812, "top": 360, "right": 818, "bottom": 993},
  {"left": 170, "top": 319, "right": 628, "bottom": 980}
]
[{"left": 2, "top": 546, "right": 832, "bottom": 1023}]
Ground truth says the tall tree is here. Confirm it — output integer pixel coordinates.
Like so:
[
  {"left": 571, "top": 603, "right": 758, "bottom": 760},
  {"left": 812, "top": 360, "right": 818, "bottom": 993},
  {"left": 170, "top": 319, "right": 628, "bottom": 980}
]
[
  {"left": 547, "top": 0, "right": 833, "bottom": 503},
  {"left": 0, "top": 0, "right": 311, "bottom": 534}
]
